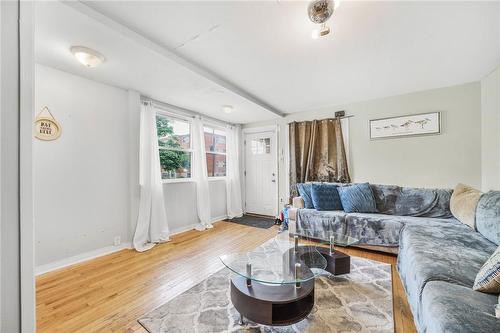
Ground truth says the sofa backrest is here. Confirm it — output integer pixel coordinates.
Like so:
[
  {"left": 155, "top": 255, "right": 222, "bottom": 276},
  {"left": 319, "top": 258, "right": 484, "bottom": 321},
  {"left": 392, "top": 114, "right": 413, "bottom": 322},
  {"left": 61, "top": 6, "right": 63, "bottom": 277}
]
[
  {"left": 296, "top": 182, "right": 454, "bottom": 218},
  {"left": 370, "top": 184, "right": 453, "bottom": 218}
]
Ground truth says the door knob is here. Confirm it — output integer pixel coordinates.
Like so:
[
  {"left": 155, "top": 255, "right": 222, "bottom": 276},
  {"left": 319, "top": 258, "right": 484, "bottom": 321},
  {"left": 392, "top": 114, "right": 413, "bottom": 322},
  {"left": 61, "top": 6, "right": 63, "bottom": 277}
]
[{"left": 271, "top": 180, "right": 276, "bottom": 183}]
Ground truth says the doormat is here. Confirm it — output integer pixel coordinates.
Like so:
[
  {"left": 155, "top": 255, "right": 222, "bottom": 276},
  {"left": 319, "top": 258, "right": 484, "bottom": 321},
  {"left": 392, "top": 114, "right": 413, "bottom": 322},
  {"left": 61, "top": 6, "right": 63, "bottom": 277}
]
[{"left": 225, "top": 214, "right": 276, "bottom": 229}]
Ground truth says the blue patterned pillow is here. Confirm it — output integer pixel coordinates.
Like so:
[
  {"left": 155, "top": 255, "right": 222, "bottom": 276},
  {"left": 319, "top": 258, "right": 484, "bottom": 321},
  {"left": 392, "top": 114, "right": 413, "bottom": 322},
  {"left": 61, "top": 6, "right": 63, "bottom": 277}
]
[
  {"left": 311, "top": 183, "right": 343, "bottom": 211},
  {"left": 473, "top": 246, "right": 500, "bottom": 293},
  {"left": 297, "top": 183, "right": 314, "bottom": 209},
  {"left": 337, "top": 182, "right": 378, "bottom": 213}
]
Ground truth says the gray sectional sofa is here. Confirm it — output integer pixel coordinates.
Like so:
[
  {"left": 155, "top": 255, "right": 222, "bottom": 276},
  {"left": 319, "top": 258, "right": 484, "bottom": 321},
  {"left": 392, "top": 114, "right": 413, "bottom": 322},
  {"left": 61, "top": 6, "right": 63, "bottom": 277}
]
[{"left": 291, "top": 182, "right": 499, "bottom": 333}]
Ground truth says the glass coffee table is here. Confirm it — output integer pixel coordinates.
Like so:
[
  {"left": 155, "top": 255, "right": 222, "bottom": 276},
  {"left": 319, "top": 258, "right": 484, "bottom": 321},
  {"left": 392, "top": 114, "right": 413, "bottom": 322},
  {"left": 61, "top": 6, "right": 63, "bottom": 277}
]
[
  {"left": 219, "top": 230, "right": 358, "bottom": 326},
  {"left": 294, "top": 228, "right": 360, "bottom": 276}
]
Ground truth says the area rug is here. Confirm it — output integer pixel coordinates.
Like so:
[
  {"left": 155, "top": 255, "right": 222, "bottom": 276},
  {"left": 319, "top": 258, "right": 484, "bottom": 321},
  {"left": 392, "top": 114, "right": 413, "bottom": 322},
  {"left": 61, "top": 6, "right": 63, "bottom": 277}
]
[
  {"left": 138, "top": 253, "right": 393, "bottom": 332},
  {"left": 225, "top": 214, "right": 276, "bottom": 229}
]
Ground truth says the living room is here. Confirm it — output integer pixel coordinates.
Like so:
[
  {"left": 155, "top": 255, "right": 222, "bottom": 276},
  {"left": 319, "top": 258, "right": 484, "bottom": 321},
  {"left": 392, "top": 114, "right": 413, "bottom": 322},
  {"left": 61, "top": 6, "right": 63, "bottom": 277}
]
[{"left": 1, "top": 1, "right": 499, "bottom": 333}]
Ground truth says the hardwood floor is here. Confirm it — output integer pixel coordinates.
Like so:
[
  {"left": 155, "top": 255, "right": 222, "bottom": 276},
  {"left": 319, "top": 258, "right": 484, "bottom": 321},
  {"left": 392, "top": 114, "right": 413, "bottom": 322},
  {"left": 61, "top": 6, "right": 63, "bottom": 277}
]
[{"left": 36, "top": 221, "right": 417, "bottom": 333}]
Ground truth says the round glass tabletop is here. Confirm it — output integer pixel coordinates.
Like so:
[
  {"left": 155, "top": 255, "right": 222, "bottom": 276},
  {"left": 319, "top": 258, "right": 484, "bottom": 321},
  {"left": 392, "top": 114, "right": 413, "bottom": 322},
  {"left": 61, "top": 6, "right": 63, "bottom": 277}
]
[
  {"left": 219, "top": 232, "right": 328, "bottom": 285},
  {"left": 219, "top": 230, "right": 359, "bottom": 285}
]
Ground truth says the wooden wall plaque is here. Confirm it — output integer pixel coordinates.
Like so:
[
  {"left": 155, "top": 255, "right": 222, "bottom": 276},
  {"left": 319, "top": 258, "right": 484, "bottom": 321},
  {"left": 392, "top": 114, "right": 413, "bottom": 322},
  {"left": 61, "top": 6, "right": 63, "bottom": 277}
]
[{"left": 34, "top": 106, "right": 61, "bottom": 141}]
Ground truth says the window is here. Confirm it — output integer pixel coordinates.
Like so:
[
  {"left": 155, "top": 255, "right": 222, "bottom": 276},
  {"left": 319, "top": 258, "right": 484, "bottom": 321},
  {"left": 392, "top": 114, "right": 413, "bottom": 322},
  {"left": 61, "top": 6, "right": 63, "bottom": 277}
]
[
  {"left": 204, "top": 126, "right": 226, "bottom": 177},
  {"left": 156, "top": 113, "right": 192, "bottom": 180},
  {"left": 251, "top": 138, "right": 270, "bottom": 155}
]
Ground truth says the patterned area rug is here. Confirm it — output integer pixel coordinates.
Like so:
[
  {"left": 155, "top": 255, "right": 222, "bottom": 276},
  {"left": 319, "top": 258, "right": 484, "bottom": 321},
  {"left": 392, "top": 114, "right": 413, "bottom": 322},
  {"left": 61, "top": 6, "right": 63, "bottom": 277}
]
[{"left": 138, "top": 255, "right": 393, "bottom": 332}]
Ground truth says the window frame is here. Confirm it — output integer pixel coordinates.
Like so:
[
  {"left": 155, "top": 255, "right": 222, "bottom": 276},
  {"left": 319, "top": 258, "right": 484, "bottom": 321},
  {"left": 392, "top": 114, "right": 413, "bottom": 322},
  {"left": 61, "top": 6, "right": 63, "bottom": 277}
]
[
  {"left": 156, "top": 110, "right": 194, "bottom": 184},
  {"left": 203, "top": 123, "right": 227, "bottom": 178}
]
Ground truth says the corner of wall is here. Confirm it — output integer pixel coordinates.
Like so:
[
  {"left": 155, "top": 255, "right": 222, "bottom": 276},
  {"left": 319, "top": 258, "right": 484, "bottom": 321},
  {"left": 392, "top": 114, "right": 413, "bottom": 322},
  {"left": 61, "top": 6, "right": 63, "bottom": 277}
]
[{"left": 127, "top": 90, "right": 141, "bottom": 244}]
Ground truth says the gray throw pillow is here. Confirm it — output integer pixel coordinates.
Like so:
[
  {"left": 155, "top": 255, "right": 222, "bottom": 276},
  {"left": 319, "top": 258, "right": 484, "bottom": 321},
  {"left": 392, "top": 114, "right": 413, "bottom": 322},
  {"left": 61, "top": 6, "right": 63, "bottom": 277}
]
[
  {"left": 337, "top": 182, "right": 377, "bottom": 213},
  {"left": 476, "top": 191, "right": 500, "bottom": 246}
]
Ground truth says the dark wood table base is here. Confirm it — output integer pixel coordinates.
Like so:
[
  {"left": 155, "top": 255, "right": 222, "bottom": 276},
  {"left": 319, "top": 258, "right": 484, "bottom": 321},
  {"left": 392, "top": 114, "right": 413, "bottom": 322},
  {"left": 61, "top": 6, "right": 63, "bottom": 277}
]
[
  {"left": 316, "top": 247, "right": 351, "bottom": 275},
  {"left": 230, "top": 246, "right": 350, "bottom": 326},
  {"left": 230, "top": 276, "right": 315, "bottom": 326}
]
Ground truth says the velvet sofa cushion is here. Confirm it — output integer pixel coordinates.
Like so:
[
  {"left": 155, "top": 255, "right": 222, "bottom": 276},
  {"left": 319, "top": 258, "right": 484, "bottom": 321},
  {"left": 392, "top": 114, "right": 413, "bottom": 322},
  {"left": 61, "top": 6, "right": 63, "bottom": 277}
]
[
  {"left": 473, "top": 246, "right": 500, "bottom": 293},
  {"left": 421, "top": 281, "right": 499, "bottom": 333},
  {"left": 344, "top": 213, "right": 459, "bottom": 247},
  {"left": 297, "top": 183, "right": 314, "bottom": 209},
  {"left": 450, "top": 183, "right": 483, "bottom": 229},
  {"left": 370, "top": 184, "right": 453, "bottom": 218},
  {"left": 296, "top": 209, "right": 347, "bottom": 239},
  {"left": 476, "top": 190, "right": 500, "bottom": 245},
  {"left": 337, "top": 182, "right": 377, "bottom": 213},
  {"left": 310, "top": 183, "right": 343, "bottom": 211},
  {"left": 397, "top": 222, "right": 497, "bottom": 327}
]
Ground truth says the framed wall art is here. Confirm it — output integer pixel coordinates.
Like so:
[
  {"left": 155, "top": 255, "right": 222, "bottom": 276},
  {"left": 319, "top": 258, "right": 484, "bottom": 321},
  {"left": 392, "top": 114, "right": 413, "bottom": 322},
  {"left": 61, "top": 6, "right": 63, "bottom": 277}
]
[{"left": 369, "top": 112, "right": 440, "bottom": 139}]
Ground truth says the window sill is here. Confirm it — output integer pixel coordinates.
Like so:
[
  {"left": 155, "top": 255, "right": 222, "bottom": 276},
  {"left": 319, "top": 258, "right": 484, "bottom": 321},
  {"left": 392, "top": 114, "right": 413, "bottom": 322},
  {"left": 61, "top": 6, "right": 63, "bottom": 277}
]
[
  {"left": 162, "top": 177, "right": 226, "bottom": 184},
  {"left": 208, "top": 177, "right": 227, "bottom": 182},
  {"left": 162, "top": 178, "right": 195, "bottom": 184}
]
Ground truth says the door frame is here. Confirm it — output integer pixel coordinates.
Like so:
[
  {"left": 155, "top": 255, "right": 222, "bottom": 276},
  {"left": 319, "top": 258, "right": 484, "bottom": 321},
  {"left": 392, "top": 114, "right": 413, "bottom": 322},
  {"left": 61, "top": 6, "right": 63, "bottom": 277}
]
[
  {"left": 242, "top": 125, "right": 279, "bottom": 217},
  {"left": 1, "top": 1, "right": 35, "bottom": 331}
]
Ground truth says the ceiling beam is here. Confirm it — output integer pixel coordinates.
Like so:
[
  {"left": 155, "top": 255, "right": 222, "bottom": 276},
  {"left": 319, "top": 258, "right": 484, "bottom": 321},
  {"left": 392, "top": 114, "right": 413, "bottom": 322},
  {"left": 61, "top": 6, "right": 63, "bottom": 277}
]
[{"left": 63, "top": 1, "right": 286, "bottom": 118}]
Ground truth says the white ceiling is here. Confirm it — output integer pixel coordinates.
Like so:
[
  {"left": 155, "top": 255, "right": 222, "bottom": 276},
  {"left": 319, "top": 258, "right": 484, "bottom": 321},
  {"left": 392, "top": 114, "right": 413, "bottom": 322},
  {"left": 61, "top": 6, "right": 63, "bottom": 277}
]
[
  {"left": 36, "top": 1, "right": 500, "bottom": 123},
  {"left": 35, "top": 1, "right": 277, "bottom": 124}
]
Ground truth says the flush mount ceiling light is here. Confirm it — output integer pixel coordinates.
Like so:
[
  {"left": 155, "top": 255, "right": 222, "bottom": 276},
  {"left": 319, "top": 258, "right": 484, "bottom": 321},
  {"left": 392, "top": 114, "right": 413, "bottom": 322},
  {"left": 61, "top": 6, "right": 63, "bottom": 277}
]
[
  {"left": 222, "top": 105, "right": 234, "bottom": 114},
  {"left": 308, "top": 0, "right": 340, "bottom": 39},
  {"left": 70, "top": 46, "right": 105, "bottom": 68}
]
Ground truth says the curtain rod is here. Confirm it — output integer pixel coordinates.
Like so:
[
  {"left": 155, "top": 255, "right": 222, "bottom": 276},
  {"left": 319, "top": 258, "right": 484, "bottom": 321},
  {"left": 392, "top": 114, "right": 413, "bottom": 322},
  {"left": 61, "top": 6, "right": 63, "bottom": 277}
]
[
  {"left": 286, "top": 114, "right": 354, "bottom": 124},
  {"left": 140, "top": 96, "right": 236, "bottom": 128}
]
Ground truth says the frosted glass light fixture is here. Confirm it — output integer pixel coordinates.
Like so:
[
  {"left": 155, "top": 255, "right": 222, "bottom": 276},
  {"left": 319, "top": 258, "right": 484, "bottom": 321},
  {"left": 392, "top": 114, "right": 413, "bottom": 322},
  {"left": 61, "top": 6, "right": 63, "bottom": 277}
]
[
  {"left": 70, "top": 46, "right": 105, "bottom": 68},
  {"left": 222, "top": 105, "right": 234, "bottom": 114}
]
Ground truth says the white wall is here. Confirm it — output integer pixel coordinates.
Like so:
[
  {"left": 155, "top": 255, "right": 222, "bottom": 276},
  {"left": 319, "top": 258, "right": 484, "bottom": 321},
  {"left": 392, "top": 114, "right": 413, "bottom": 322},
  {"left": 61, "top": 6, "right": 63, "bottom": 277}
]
[
  {"left": 34, "top": 64, "right": 131, "bottom": 267},
  {"left": 244, "top": 82, "right": 482, "bottom": 203},
  {"left": 163, "top": 180, "right": 227, "bottom": 234},
  {"left": 35, "top": 65, "right": 229, "bottom": 271},
  {"left": 481, "top": 66, "right": 500, "bottom": 191}
]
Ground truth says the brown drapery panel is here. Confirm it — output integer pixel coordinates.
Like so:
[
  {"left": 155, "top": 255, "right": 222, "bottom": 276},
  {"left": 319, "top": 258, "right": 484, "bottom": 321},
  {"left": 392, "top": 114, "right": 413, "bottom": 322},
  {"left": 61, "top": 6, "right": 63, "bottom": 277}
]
[{"left": 289, "top": 118, "right": 350, "bottom": 196}]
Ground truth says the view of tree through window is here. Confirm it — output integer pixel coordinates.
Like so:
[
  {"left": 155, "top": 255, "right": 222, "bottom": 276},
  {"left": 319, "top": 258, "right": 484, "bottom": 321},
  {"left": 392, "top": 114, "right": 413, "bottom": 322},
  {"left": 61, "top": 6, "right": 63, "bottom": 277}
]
[
  {"left": 156, "top": 114, "right": 191, "bottom": 179},
  {"left": 204, "top": 126, "right": 226, "bottom": 177}
]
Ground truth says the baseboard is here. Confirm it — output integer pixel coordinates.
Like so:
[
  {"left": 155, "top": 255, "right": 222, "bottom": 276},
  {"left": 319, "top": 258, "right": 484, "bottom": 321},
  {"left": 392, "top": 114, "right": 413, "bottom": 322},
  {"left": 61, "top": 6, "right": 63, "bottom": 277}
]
[
  {"left": 169, "top": 223, "right": 201, "bottom": 235},
  {"left": 169, "top": 216, "right": 227, "bottom": 235},
  {"left": 211, "top": 215, "right": 228, "bottom": 223},
  {"left": 35, "top": 242, "right": 132, "bottom": 276},
  {"left": 36, "top": 217, "right": 230, "bottom": 276}
]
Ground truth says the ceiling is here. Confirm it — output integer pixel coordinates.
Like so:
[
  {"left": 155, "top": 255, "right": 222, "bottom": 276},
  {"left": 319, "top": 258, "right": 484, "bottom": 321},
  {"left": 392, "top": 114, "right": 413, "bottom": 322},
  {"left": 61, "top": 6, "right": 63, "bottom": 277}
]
[{"left": 36, "top": 1, "right": 500, "bottom": 124}]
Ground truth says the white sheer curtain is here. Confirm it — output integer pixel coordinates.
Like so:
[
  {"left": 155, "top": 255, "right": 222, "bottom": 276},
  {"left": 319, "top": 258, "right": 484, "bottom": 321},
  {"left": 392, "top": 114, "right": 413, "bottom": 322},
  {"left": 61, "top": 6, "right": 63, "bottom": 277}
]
[
  {"left": 192, "top": 117, "right": 213, "bottom": 230},
  {"left": 225, "top": 125, "right": 243, "bottom": 218},
  {"left": 133, "top": 102, "right": 170, "bottom": 252}
]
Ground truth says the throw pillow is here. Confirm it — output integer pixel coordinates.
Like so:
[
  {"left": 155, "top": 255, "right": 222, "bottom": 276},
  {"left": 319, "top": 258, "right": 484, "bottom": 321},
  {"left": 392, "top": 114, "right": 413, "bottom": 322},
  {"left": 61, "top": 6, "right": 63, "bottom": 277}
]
[
  {"left": 473, "top": 246, "right": 500, "bottom": 293},
  {"left": 476, "top": 190, "right": 500, "bottom": 246},
  {"left": 297, "top": 183, "right": 314, "bottom": 209},
  {"left": 450, "top": 183, "right": 482, "bottom": 229},
  {"left": 497, "top": 294, "right": 500, "bottom": 318},
  {"left": 337, "top": 182, "right": 378, "bottom": 213},
  {"left": 310, "top": 183, "right": 343, "bottom": 211}
]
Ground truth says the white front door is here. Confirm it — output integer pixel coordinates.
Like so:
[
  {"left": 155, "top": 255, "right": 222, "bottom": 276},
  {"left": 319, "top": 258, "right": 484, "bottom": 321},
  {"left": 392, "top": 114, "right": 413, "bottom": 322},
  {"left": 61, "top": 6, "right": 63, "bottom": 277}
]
[{"left": 244, "top": 131, "right": 277, "bottom": 217}]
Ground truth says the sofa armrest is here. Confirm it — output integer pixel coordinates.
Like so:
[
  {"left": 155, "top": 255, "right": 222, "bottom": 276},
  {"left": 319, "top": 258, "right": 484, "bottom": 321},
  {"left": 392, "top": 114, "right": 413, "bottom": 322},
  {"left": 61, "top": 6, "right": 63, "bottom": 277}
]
[
  {"left": 288, "top": 196, "right": 305, "bottom": 222},
  {"left": 292, "top": 196, "right": 305, "bottom": 209}
]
